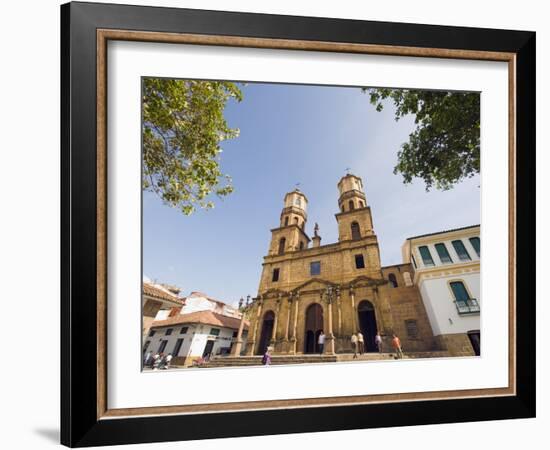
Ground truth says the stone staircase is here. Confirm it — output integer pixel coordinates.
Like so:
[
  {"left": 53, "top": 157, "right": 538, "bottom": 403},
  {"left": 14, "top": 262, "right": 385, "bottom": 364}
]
[
  {"left": 202, "top": 354, "right": 337, "bottom": 367},
  {"left": 200, "top": 351, "right": 450, "bottom": 368}
]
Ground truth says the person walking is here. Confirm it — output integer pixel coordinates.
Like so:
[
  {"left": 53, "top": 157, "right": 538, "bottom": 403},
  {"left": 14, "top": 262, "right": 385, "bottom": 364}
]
[
  {"left": 351, "top": 333, "right": 358, "bottom": 358},
  {"left": 375, "top": 332, "right": 383, "bottom": 353},
  {"left": 150, "top": 352, "right": 160, "bottom": 369},
  {"left": 357, "top": 331, "right": 365, "bottom": 355},
  {"left": 143, "top": 350, "right": 152, "bottom": 366},
  {"left": 392, "top": 334, "right": 404, "bottom": 359},
  {"left": 158, "top": 352, "right": 167, "bottom": 369},
  {"left": 318, "top": 331, "right": 325, "bottom": 355},
  {"left": 164, "top": 353, "right": 173, "bottom": 369},
  {"left": 262, "top": 348, "right": 272, "bottom": 366}
]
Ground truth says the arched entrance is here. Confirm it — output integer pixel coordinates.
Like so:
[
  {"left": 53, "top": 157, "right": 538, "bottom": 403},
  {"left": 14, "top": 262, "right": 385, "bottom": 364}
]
[
  {"left": 257, "top": 310, "right": 275, "bottom": 355},
  {"left": 357, "top": 300, "right": 378, "bottom": 352},
  {"left": 304, "top": 303, "right": 324, "bottom": 353}
]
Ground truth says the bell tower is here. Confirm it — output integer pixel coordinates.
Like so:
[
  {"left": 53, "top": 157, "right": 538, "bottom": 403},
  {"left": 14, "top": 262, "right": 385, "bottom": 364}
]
[
  {"left": 268, "top": 189, "right": 310, "bottom": 255},
  {"left": 335, "top": 174, "right": 374, "bottom": 241}
]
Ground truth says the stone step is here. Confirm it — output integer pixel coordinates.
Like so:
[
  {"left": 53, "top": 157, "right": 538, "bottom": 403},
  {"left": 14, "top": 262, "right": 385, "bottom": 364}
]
[{"left": 200, "top": 352, "right": 418, "bottom": 368}]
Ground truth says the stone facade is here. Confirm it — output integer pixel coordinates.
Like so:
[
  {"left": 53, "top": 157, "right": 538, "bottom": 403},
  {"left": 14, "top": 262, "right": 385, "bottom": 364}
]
[
  {"left": 244, "top": 174, "right": 440, "bottom": 357},
  {"left": 435, "top": 333, "right": 476, "bottom": 357}
]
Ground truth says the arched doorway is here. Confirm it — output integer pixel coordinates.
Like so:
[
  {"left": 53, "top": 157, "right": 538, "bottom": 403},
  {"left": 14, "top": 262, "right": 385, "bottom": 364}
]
[
  {"left": 257, "top": 311, "right": 275, "bottom": 355},
  {"left": 304, "top": 303, "right": 324, "bottom": 353},
  {"left": 357, "top": 300, "right": 378, "bottom": 352}
]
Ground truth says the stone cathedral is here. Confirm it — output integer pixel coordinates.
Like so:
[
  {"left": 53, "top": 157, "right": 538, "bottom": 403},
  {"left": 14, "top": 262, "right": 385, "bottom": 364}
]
[{"left": 245, "top": 174, "right": 437, "bottom": 356}]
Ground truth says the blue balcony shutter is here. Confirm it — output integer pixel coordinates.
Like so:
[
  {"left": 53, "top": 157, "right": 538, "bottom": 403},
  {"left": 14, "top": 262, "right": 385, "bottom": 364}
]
[
  {"left": 452, "top": 240, "right": 471, "bottom": 261},
  {"left": 418, "top": 246, "right": 435, "bottom": 266},
  {"left": 435, "top": 243, "right": 453, "bottom": 263},
  {"left": 450, "top": 281, "right": 469, "bottom": 302},
  {"left": 469, "top": 237, "right": 480, "bottom": 257}
]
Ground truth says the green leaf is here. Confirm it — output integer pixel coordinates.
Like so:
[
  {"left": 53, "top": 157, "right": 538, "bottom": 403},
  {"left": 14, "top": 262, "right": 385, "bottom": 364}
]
[{"left": 142, "top": 79, "right": 242, "bottom": 214}]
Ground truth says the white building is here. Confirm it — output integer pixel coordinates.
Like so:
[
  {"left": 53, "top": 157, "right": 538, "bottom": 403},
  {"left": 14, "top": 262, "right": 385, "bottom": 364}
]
[
  {"left": 154, "top": 291, "right": 241, "bottom": 321},
  {"left": 402, "top": 224, "right": 480, "bottom": 356},
  {"left": 143, "top": 310, "right": 249, "bottom": 367}
]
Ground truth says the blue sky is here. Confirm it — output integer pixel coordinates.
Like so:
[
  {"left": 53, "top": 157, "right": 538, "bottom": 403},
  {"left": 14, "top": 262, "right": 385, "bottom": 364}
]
[{"left": 143, "top": 82, "right": 480, "bottom": 306}]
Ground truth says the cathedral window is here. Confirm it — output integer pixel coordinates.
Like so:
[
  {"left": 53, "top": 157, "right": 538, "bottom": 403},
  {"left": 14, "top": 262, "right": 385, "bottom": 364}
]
[
  {"left": 349, "top": 200, "right": 355, "bottom": 210},
  {"left": 278, "top": 238, "right": 286, "bottom": 255},
  {"left": 355, "top": 254, "right": 365, "bottom": 269},
  {"left": 284, "top": 216, "right": 289, "bottom": 226},
  {"left": 351, "top": 222, "right": 361, "bottom": 240},
  {"left": 272, "top": 268, "right": 280, "bottom": 282},
  {"left": 294, "top": 217, "right": 299, "bottom": 225},
  {"left": 310, "top": 261, "right": 321, "bottom": 276},
  {"left": 299, "top": 241, "right": 304, "bottom": 250},
  {"left": 388, "top": 273, "right": 398, "bottom": 288}
]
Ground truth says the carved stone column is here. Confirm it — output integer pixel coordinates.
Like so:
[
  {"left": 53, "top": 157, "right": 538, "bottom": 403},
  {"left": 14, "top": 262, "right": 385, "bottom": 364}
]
[
  {"left": 324, "top": 288, "right": 336, "bottom": 355},
  {"left": 246, "top": 296, "right": 263, "bottom": 356},
  {"left": 374, "top": 286, "right": 393, "bottom": 333},
  {"left": 284, "top": 296, "right": 292, "bottom": 342},
  {"left": 336, "top": 287, "right": 342, "bottom": 336},
  {"left": 350, "top": 287, "right": 359, "bottom": 333},
  {"left": 270, "top": 294, "right": 282, "bottom": 347},
  {"left": 230, "top": 308, "right": 247, "bottom": 356},
  {"left": 290, "top": 292, "right": 300, "bottom": 354}
]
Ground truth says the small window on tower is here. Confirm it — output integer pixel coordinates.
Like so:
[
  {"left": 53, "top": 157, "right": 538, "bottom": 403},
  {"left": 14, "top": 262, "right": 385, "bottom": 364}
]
[
  {"left": 299, "top": 241, "right": 304, "bottom": 250},
  {"left": 349, "top": 200, "right": 355, "bottom": 210},
  {"left": 272, "top": 268, "right": 280, "bottom": 282},
  {"left": 284, "top": 216, "right": 289, "bottom": 226},
  {"left": 355, "top": 254, "right": 365, "bottom": 269},
  {"left": 278, "top": 238, "right": 286, "bottom": 255},
  {"left": 358, "top": 200, "right": 364, "bottom": 208},
  {"left": 351, "top": 222, "right": 361, "bottom": 240}
]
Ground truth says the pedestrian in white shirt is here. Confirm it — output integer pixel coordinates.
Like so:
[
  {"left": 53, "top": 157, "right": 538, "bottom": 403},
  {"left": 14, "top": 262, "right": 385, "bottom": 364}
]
[
  {"left": 164, "top": 353, "right": 173, "bottom": 369},
  {"left": 357, "top": 332, "right": 365, "bottom": 355},
  {"left": 351, "top": 333, "right": 358, "bottom": 358},
  {"left": 318, "top": 331, "right": 325, "bottom": 354}
]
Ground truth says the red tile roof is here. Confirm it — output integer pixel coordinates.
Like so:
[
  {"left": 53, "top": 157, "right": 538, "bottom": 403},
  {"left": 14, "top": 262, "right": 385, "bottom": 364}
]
[
  {"left": 151, "top": 310, "right": 248, "bottom": 330},
  {"left": 143, "top": 282, "right": 184, "bottom": 305}
]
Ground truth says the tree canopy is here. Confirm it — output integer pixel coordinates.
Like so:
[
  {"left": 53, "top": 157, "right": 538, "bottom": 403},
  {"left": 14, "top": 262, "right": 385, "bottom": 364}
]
[
  {"left": 364, "top": 88, "right": 480, "bottom": 190},
  {"left": 143, "top": 79, "right": 242, "bottom": 215}
]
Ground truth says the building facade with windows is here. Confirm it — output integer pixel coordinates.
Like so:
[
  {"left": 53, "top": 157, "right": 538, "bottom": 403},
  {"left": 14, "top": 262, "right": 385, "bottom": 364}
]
[
  {"left": 243, "top": 174, "right": 444, "bottom": 357},
  {"left": 142, "top": 282, "right": 185, "bottom": 338},
  {"left": 402, "top": 225, "right": 481, "bottom": 356},
  {"left": 144, "top": 310, "right": 249, "bottom": 367}
]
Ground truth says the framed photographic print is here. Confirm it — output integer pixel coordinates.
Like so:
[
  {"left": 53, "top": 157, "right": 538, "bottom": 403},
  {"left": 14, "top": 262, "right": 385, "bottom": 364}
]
[{"left": 61, "top": 1, "right": 536, "bottom": 447}]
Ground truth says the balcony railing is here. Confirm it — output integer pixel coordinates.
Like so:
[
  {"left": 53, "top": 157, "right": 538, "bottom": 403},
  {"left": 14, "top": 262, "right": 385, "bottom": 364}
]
[{"left": 454, "top": 298, "right": 480, "bottom": 315}]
